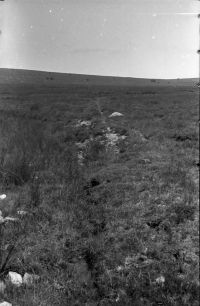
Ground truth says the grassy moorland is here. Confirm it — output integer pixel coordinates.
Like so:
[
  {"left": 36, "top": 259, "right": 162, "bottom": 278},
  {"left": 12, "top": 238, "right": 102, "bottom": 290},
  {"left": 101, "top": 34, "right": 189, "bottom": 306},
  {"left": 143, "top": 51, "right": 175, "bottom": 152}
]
[{"left": 0, "top": 79, "right": 199, "bottom": 305}]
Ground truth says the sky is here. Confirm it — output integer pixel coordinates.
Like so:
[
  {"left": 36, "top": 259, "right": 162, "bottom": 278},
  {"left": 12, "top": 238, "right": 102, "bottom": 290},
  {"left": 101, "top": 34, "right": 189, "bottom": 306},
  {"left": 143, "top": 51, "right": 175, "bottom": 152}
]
[{"left": 0, "top": 0, "right": 199, "bottom": 79}]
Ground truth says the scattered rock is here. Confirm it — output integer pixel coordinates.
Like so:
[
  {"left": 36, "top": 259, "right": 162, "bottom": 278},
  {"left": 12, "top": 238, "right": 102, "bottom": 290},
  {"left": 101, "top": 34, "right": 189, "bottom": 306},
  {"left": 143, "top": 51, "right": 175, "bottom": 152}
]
[
  {"left": 105, "top": 132, "right": 119, "bottom": 144},
  {"left": 116, "top": 266, "right": 123, "bottom": 272},
  {"left": 0, "top": 280, "right": 6, "bottom": 294},
  {"left": 0, "top": 194, "right": 6, "bottom": 200},
  {"left": 109, "top": 112, "right": 124, "bottom": 118},
  {"left": 155, "top": 275, "right": 165, "bottom": 284},
  {"left": 23, "top": 273, "right": 40, "bottom": 286},
  {"left": 75, "top": 120, "right": 91, "bottom": 127},
  {"left": 8, "top": 271, "right": 23, "bottom": 287},
  {"left": 0, "top": 302, "right": 12, "bottom": 306},
  {"left": 139, "top": 159, "right": 151, "bottom": 164},
  {"left": 105, "top": 130, "right": 126, "bottom": 151}
]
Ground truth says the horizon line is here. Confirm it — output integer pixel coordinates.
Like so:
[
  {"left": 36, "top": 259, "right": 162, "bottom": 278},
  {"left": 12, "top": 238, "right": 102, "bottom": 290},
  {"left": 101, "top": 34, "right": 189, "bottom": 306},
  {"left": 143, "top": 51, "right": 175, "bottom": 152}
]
[{"left": 0, "top": 67, "right": 199, "bottom": 81}]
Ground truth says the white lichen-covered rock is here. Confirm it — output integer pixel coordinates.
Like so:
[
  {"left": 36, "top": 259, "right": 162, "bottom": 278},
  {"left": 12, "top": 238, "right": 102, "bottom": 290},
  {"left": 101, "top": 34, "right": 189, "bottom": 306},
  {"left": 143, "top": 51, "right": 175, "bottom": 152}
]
[
  {"left": 17, "top": 210, "right": 28, "bottom": 216},
  {"left": 105, "top": 132, "right": 119, "bottom": 145},
  {"left": 0, "top": 194, "right": 6, "bottom": 200},
  {"left": 0, "top": 281, "right": 6, "bottom": 293},
  {"left": 109, "top": 112, "right": 124, "bottom": 118},
  {"left": 0, "top": 302, "right": 12, "bottom": 306},
  {"left": 80, "top": 120, "right": 91, "bottom": 126},
  {"left": 8, "top": 271, "right": 23, "bottom": 287},
  {"left": 75, "top": 120, "right": 91, "bottom": 127},
  {"left": 116, "top": 266, "right": 123, "bottom": 272},
  {"left": 23, "top": 273, "right": 40, "bottom": 286},
  {"left": 155, "top": 275, "right": 165, "bottom": 284}
]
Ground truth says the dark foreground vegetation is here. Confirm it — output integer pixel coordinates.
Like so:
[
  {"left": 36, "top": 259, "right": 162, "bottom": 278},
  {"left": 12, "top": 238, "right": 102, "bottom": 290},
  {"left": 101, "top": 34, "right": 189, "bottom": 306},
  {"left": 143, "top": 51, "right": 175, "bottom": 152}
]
[{"left": 0, "top": 83, "right": 199, "bottom": 305}]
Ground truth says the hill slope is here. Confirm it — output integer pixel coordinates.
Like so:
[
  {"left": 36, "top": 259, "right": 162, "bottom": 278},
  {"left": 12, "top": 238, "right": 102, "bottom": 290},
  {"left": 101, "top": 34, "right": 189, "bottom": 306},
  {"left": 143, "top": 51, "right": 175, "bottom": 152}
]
[{"left": 0, "top": 68, "right": 198, "bottom": 87}]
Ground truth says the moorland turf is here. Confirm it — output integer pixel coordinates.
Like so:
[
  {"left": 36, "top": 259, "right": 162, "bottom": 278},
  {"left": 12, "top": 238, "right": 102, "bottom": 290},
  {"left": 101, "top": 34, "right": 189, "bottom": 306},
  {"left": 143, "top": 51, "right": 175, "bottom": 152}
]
[{"left": 0, "top": 82, "right": 199, "bottom": 305}]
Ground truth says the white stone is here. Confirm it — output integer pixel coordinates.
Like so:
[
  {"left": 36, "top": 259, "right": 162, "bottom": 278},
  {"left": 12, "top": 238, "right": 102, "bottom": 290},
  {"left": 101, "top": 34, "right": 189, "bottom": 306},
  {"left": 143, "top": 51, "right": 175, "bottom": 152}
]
[
  {"left": 8, "top": 271, "right": 23, "bottom": 287},
  {"left": 105, "top": 132, "right": 119, "bottom": 145},
  {"left": 17, "top": 210, "right": 28, "bottom": 216},
  {"left": 23, "top": 273, "right": 40, "bottom": 286},
  {"left": 0, "top": 302, "right": 12, "bottom": 306},
  {"left": 116, "top": 266, "right": 123, "bottom": 272},
  {"left": 109, "top": 112, "right": 124, "bottom": 118},
  {"left": 0, "top": 194, "right": 6, "bottom": 200},
  {"left": 75, "top": 120, "right": 91, "bottom": 127},
  {"left": 0, "top": 281, "right": 6, "bottom": 293},
  {"left": 155, "top": 275, "right": 165, "bottom": 284},
  {"left": 80, "top": 120, "right": 91, "bottom": 126}
]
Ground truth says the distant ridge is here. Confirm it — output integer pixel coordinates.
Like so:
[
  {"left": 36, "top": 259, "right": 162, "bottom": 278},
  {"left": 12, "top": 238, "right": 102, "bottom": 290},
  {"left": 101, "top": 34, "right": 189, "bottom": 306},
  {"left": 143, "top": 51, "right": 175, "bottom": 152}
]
[{"left": 0, "top": 68, "right": 198, "bottom": 87}]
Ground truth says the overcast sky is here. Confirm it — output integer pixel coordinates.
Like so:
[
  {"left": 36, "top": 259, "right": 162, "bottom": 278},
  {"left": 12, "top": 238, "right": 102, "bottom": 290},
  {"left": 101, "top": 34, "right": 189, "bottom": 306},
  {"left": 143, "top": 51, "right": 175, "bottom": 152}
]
[{"left": 0, "top": 0, "right": 199, "bottom": 78}]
